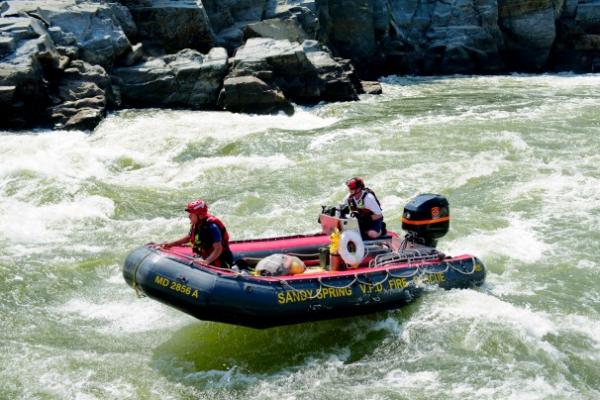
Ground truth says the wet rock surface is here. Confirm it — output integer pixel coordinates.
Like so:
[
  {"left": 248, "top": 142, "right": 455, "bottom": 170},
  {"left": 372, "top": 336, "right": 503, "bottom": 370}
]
[
  {"left": 120, "top": 0, "right": 214, "bottom": 55},
  {"left": 218, "top": 75, "right": 294, "bottom": 115},
  {"left": 1, "top": 0, "right": 599, "bottom": 131},
  {"left": 50, "top": 60, "right": 111, "bottom": 130},
  {"left": 112, "top": 47, "right": 228, "bottom": 109}
]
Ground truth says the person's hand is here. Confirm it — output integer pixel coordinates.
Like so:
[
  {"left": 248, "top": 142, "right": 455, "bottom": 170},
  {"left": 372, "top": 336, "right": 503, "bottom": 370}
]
[{"left": 161, "top": 242, "right": 172, "bottom": 248}]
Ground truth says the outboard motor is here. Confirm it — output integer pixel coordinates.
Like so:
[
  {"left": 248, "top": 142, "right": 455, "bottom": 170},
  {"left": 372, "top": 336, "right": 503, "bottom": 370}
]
[{"left": 402, "top": 194, "right": 449, "bottom": 248}]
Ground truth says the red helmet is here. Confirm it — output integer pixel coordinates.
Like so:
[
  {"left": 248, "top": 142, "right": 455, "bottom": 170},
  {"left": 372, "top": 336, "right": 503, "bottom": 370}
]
[
  {"left": 346, "top": 176, "right": 365, "bottom": 191},
  {"left": 185, "top": 199, "right": 208, "bottom": 216}
]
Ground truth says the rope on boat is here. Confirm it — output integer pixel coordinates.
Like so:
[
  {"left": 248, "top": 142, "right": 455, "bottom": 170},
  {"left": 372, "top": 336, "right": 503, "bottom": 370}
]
[
  {"left": 279, "top": 280, "right": 324, "bottom": 299},
  {"left": 319, "top": 276, "right": 358, "bottom": 289},
  {"left": 446, "top": 256, "right": 478, "bottom": 275},
  {"left": 274, "top": 255, "right": 481, "bottom": 298},
  {"left": 387, "top": 267, "right": 420, "bottom": 279},
  {"left": 355, "top": 270, "right": 390, "bottom": 287},
  {"left": 145, "top": 245, "right": 480, "bottom": 298}
]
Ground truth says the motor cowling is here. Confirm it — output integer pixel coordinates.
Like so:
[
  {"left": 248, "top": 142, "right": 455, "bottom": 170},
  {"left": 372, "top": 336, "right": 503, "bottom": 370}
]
[{"left": 401, "top": 194, "right": 449, "bottom": 248}]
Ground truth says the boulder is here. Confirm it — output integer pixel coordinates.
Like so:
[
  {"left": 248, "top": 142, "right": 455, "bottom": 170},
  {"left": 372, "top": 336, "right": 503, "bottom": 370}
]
[
  {"left": 498, "top": 0, "right": 558, "bottom": 70},
  {"left": 563, "top": 0, "right": 579, "bottom": 18},
  {"left": 424, "top": 26, "right": 504, "bottom": 73},
  {"left": 576, "top": 0, "right": 600, "bottom": 34},
  {"left": 229, "top": 38, "right": 361, "bottom": 103},
  {"left": 203, "top": 0, "right": 268, "bottom": 32},
  {"left": 0, "top": 16, "right": 64, "bottom": 129},
  {"left": 122, "top": 42, "right": 144, "bottom": 67},
  {"left": 384, "top": 0, "right": 505, "bottom": 74},
  {"left": 202, "top": 0, "right": 268, "bottom": 51},
  {"left": 107, "top": 1, "right": 138, "bottom": 40},
  {"left": 213, "top": 22, "right": 248, "bottom": 53},
  {"left": 1, "top": 0, "right": 133, "bottom": 68},
  {"left": 111, "top": 47, "right": 229, "bottom": 108},
  {"left": 50, "top": 60, "right": 111, "bottom": 130},
  {"left": 361, "top": 80, "right": 382, "bottom": 94},
  {"left": 244, "top": 18, "right": 309, "bottom": 42},
  {"left": 51, "top": 98, "right": 105, "bottom": 131},
  {"left": 0, "top": 85, "right": 15, "bottom": 103},
  {"left": 552, "top": 9, "right": 600, "bottom": 71},
  {"left": 120, "top": 0, "right": 214, "bottom": 55},
  {"left": 0, "top": 35, "right": 15, "bottom": 58},
  {"left": 218, "top": 75, "right": 294, "bottom": 114},
  {"left": 302, "top": 40, "right": 360, "bottom": 101},
  {"left": 231, "top": 37, "right": 321, "bottom": 102},
  {"left": 264, "top": 1, "right": 319, "bottom": 39},
  {"left": 316, "top": 0, "right": 382, "bottom": 78}
]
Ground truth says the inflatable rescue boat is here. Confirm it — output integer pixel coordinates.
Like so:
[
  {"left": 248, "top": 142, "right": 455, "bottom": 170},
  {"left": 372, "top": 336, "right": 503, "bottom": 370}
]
[{"left": 123, "top": 194, "right": 486, "bottom": 328}]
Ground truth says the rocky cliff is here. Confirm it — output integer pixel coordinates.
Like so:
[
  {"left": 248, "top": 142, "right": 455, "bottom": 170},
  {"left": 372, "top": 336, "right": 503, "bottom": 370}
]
[{"left": 1, "top": 0, "right": 598, "bottom": 131}]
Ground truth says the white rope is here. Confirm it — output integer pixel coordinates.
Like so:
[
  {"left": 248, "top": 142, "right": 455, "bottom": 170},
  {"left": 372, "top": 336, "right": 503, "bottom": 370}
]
[
  {"left": 279, "top": 280, "right": 323, "bottom": 300},
  {"left": 355, "top": 270, "right": 390, "bottom": 287},
  {"left": 319, "top": 276, "right": 358, "bottom": 289}
]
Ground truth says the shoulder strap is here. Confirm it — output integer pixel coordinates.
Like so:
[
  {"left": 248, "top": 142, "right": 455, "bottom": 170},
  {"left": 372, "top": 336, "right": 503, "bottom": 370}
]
[
  {"left": 206, "top": 215, "right": 230, "bottom": 244},
  {"left": 364, "top": 188, "right": 382, "bottom": 209}
]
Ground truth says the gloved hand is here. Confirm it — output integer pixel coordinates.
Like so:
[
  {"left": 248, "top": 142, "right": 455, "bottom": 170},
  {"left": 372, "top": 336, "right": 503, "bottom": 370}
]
[{"left": 339, "top": 204, "right": 350, "bottom": 218}]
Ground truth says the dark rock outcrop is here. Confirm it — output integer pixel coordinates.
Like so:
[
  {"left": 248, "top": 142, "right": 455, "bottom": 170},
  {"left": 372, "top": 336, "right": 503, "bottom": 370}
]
[
  {"left": 2, "top": 0, "right": 133, "bottom": 68},
  {"left": 244, "top": 18, "right": 309, "bottom": 42},
  {"left": 498, "top": 0, "right": 559, "bottom": 70},
  {"left": 50, "top": 60, "right": 111, "bottom": 130},
  {"left": 3, "top": 0, "right": 600, "bottom": 132},
  {"left": 361, "top": 80, "right": 382, "bottom": 94},
  {"left": 552, "top": 0, "right": 600, "bottom": 71},
  {"left": 365, "top": 0, "right": 506, "bottom": 74},
  {"left": 0, "top": 16, "right": 65, "bottom": 129},
  {"left": 302, "top": 40, "right": 361, "bottom": 101},
  {"left": 120, "top": 0, "right": 215, "bottom": 55},
  {"left": 316, "top": 0, "right": 381, "bottom": 78},
  {"left": 112, "top": 47, "right": 228, "bottom": 109},
  {"left": 265, "top": 1, "right": 319, "bottom": 39},
  {"left": 218, "top": 75, "right": 294, "bottom": 114},
  {"left": 203, "top": 0, "right": 268, "bottom": 52},
  {"left": 228, "top": 37, "right": 359, "bottom": 105},
  {"left": 228, "top": 38, "right": 320, "bottom": 103}
]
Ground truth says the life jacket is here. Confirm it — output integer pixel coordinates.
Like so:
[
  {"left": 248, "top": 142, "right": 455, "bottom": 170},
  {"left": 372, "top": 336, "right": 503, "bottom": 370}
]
[
  {"left": 190, "top": 214, "right": 233, "bottom": 267},
  {"left": 347, "top": 188, "right": 386, "bottom": 237},
  {"left": 347, "top": 188, "right": 382, "bottom": 218}
]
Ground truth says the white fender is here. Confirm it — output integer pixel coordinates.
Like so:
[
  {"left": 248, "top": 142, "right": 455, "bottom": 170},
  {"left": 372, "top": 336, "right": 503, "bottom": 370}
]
[{"left": 339, "top": 230, "right": 365, "bottom": 266}]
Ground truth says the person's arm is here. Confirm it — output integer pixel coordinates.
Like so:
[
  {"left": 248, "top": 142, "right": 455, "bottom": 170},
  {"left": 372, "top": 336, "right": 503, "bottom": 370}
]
[
  {"left": 364, "top": 194, "right": 383, "bottom": 220},
  {"left": 162, "top": 234, "right": 191, "bottom": 248},
  {"left": 203, "top": 242, "right": 223, "bottom": 265},
  {"left": 202, "top": 224, "right": 224, "bottom": 265}
]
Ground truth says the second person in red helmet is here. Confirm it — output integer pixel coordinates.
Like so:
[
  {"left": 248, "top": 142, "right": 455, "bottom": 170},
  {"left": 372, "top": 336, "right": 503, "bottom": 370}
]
[
  {"left": 162, "top": 199, "right": 233, "bottom": 268},
  {"left": 344, "top": 177, "right": 386, "bottom": 239}
]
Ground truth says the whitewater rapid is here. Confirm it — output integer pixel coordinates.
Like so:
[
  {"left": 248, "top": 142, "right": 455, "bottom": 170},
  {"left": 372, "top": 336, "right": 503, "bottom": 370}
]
[{"left": 1, "top": 74, "right": 599, "bottom": 400}]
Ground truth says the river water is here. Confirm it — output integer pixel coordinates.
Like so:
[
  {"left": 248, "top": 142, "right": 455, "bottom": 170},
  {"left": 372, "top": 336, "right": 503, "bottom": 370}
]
[{"left": 1, "top": 74, "right": 599, "bottom": 399}]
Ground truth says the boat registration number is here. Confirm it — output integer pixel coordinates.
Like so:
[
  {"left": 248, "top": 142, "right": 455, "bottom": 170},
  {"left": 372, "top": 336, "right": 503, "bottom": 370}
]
[{"left": 154, "top": 274, "right": 199, "bottom": 299}]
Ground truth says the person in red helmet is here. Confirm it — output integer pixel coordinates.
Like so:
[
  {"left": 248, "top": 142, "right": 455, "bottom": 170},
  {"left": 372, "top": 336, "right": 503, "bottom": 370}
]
[
  {"left": 344, "top": 177, "right": 385, "bottom": 239},
  {"left": 162, "top": 199, "right": 233, "bottom": 268}
]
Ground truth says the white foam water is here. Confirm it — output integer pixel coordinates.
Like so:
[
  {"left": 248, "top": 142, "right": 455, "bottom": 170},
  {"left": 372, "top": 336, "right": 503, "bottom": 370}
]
[{"left": 1, "top": 75, "right": 599, "bottom": 400}]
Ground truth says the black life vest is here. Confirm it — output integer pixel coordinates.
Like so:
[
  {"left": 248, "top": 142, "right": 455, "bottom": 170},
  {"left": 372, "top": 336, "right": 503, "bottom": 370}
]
[
  {"left": 347, "top": 188, "right": 382, "bottom": 218},
  {"left": 190, "top": 215, "right": 233, "bottom": 267}
]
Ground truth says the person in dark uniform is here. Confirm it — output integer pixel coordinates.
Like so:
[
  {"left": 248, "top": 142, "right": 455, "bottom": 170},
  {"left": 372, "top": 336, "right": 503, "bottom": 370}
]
[
  {"left": 344, "top": 177, "right": 385, "bottom": 239},
  {"left": 162, "top": 199, "right": 233, "bottom": 268}
]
